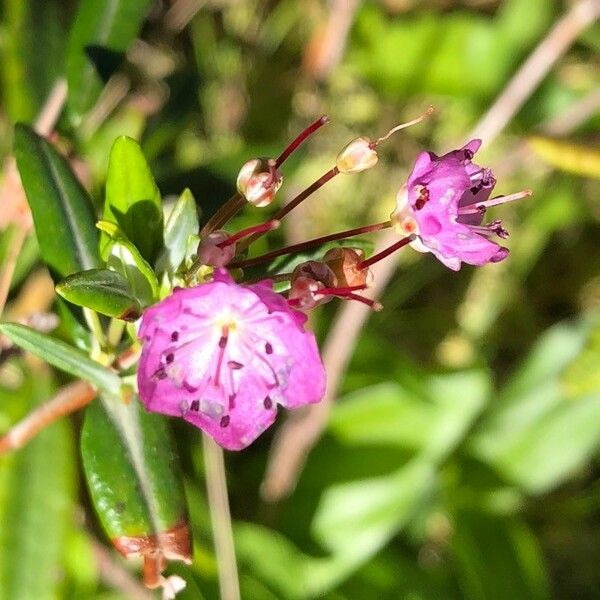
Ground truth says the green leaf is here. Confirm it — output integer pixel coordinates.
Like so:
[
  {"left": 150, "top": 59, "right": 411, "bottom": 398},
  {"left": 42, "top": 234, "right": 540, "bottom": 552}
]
[
  {"left": 156, "top": 189, "right": 200, "bottom": 275},
  {"left": 1, "top": 0, "right": 67, "bottom": 122},
  {"left": 0, "top": 323, "right": 121, "bottom": 394},
  {"left": 0, "top": 369, "right": 74, "bottom": 600},
  {"left": 312, "top": 460, "right": 434, "bottom": 555},
  {"left": 104, "top": 236, "right": 160, "bottom": 305},
  {"left": 103, "top": 136, "right": 164, "bottom": 264},
  {"left": 66, "top": 0, "right": 153, "bottom": 123},
  {"left": 451, "top": 511, "right": 550, "bottom": 600},
  {"left": 81, "top": 396, "right": 190, "bottom": 561},
  {"left": 56, "top": 268, "right": 142, "bottom": 321},
  {"left": 13, "top": 124, "right": 100, "bottom": 280},
  {"left": 470, "top": 319, "right": 600, "bottom": 493}
]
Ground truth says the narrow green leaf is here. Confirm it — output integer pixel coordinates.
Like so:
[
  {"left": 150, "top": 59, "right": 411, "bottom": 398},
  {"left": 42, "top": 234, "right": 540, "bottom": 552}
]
[
  {"left": 66, "top": 0, "right": 153, "bottom": 123},
  {"left": 0, "top": 369, "right": 74, "bottom": 600},
  {"left": 81, "top": 396, "right": 190, "bottom": 560},
  {"left": 13, "top": 125, "right": 100, "bottom": 280},
  {"left": 0, "top": 323, "right": 121, "bottom": 394},
  {"left": 103, "top": 136, "right": 164, "bottom": 263},
  {"left": 156, "top": 189, "right": 200, "bottom": 274},
  {"left": 56, "top": 268, "right": 142, "bottom": 321},
  {"left": 1, "top": 0, "right": 67, "bottom": 122}
]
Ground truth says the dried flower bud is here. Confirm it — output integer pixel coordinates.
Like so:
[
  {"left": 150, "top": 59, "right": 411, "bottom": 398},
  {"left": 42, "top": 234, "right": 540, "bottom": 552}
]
[
  {"left": 323, "top": 247, "right": 373, "bottom": 288},
  {"left": 289, "top": 261, "right": 337, "bottom": 310},
  {"left": 197, "top": 231, "right": 236, "bottom": 267},
  {"left": 236, "top": 158, "right": 283, "bottom": 207},
  {"left": 335, "top": 137, "right": 378, "bottom": 174}
]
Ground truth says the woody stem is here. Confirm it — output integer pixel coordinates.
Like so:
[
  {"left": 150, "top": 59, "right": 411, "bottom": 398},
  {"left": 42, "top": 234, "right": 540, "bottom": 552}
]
[{"left": 230, "top": 220, "right": 391, "bottom": 270}]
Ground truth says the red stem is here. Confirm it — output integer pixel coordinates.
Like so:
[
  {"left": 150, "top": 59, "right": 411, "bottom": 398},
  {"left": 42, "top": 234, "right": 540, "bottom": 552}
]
[
  {"left": 229, "top": 220, "right": 391, "bottom": 270},
  {"left": 357, "top": 236, "right": 412, "bottom": 270},
  {"left": 275, "top": 115, "right": 329, "bottom": 168}
]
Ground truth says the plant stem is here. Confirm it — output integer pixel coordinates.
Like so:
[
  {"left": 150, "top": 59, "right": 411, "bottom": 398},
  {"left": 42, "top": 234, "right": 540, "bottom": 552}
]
[{"left": 203, "top": 435, "right": 240, "bottom": 600}]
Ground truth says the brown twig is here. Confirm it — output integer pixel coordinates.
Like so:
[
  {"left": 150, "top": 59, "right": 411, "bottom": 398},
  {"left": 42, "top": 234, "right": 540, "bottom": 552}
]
[
  {"left": 469, "top": 0, "right": 600, "bottom": 145},
  {"left": 0, "top": 381, "right": 95, "bottom": 454}
]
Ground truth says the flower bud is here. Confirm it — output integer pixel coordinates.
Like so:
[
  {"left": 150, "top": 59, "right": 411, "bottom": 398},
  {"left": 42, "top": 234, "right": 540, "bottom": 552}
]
[
  {"left": 236, "top": 158, "right": 283, "bottom": 207},
  {"left": 323, "top": 247, "right": 373, "bottom": 288},
  {"left": 335, "top": 137, "right": 378, "bottom": 174},
  {"left": 390, "top": 185, "right": 419, "bottom": 237}
]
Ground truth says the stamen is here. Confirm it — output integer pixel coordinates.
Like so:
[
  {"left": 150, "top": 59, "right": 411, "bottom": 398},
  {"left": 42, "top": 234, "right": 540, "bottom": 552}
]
[
  {"left": 370, "top": 106, "right": 434, "bottom": 148},
  {"left": 170, "top": 331, "right": 179, "bottom": 342},
  {"left": 213, "top": 327, "right": 229, "bottom": 387},
  {"left": 477, "top": 189, "right": 533, "bottom": 209},
  {"left": 275, "top": 115, "right": 329, "bottom": 167},
  {"left": 230, "top": 220, "right": 391, "bottom": 269},
  {"left": 190, "top": 400, "right": 200, "bottom": 411},
  {"left": 263, "top": 397, "right": 273, "bottom": 410},
  {"left": 357, "top": 236, "right": 412, "bottom": 270},
  {"left": 216, "top": 220, "right": 280, "bottom": 248},
  {"left": 342, "top": 293, "right": 383, "bottom": 311},
  {"left": 220, "top": 415, "right": 230, "bottom": 427}
]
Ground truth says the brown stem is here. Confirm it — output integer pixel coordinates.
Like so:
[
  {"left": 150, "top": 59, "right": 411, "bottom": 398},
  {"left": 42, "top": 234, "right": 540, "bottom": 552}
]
[{"left": 0, "top": 381, "right": 95, "bottom": 454}]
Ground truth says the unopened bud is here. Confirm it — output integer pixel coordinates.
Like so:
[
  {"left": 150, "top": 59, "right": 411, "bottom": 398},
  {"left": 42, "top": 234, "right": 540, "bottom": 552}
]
[
  {"left": 236, "top": 158, "right": 283, "bottom": 207},
  {"left": 197, "top": 231, "right": 236, "bottom": 267},
  {"left": 336, "top": 137, "right": 378, "bottom": 174},
  {"left": 323, "top": 247, "right": 373, "bottom": 287}
]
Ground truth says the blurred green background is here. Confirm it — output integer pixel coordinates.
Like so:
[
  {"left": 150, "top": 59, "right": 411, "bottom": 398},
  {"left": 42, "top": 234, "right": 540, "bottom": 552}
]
[{"left": 1, "top": 0, "right": 599, "bottom": 598}]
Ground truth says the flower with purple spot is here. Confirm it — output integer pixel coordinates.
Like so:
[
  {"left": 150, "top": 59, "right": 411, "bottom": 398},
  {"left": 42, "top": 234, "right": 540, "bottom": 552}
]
[
  {"left": 392, "top": 138, "right": 531, "bottom": 271},
  {"left": 137, "top": 269, "right": 326, "bottom": 450}
]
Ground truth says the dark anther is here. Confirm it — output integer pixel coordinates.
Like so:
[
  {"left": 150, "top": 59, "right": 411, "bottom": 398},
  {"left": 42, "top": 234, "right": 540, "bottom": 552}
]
[
  {"left": 263, "top": 396, "right": 273, "bottom": 410},
  {"left": 218, "top": 336, "right": 228, "bottom": 348},
  {"left": 183, "top": 381, "right": 198, "bottom": 393},
  {"left": 229, "top": 394, "right": 236, "bottom": 409},
  {"left": 220, "top": 415, "right": 230, "bottom": 427},
  {"left": 464, "top": 149, "right": 474, "bottom": 160},
  {"left": 265, "top": 342, "right": 273, "bottom": 355},
  {"left": 171, "top": 331, "right": 179, "bottom": 342},
  {"left": 228, "top": 360, "right": 244, "bottom": 370},
  {"left": 154, "top": 368, "right": 167, "bottom": 380},
  {"left": 190, "top": 400, "right": 200, "bottom": 411},
  {"left": 470, "top": 185, "right": 482, "bottom": 195},
  {"left": 165, "top": 353, "right": 174, "bottom": 364},
  {"left": 415, "top": 187, "right": 430, "bottom": 210}
]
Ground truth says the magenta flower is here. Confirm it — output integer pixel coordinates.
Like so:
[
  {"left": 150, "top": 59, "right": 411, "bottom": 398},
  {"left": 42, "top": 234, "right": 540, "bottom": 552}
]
[
  {"left": 392, "top": 139, "right": 530, "bottom": 271},
  {"left": 137, "top": 270, "right": 326, "bottom": 450}
]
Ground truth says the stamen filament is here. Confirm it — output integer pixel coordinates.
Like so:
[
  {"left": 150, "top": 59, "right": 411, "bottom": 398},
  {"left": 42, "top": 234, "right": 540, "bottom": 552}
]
[
  {"left": 275, "top": 115, "right": 329, "bottom": 167},
  {"left": 214, "top": 327, "right": 229, "bottom": 388},
  {"left": 370, "top": 106, "right": 434, "bottom": 148},
  {"left": 341, "top": 293, "right": 383, "bottom": 311},
  {"left": 477, "top": 189, "right": 533, "bottom": 209},
  {"left": 357, "top": 235, "right": 412, "bottom": 270},
  {"left": 317, "top": 284, "right": 368, "bottom": 296},
  {"left": 231, "top": 220, "right": 391, "bottom": 270},
  {"left": 216, "top": 220, "right": 280, "bottom": 248}
]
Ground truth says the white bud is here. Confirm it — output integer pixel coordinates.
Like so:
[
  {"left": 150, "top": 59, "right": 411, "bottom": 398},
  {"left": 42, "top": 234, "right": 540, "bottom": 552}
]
[
  {"left": 236, "top": 158, "right": 283, "bottom": 207},
  {"left": 336, "top": 137, "right": 378, "bottom": 174}
]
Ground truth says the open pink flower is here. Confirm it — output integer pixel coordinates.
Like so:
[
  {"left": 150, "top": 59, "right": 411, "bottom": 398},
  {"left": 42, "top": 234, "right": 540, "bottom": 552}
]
[
  {"left": 137, "top": 270, "right": 326, "bottom": 450},
  {"left": 392, "top": 139, "right": 530, "bottom": 271}
]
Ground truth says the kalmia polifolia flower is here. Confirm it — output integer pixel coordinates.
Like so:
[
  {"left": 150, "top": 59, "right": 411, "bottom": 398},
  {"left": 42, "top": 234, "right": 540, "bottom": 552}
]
[
  {"left": 391, "top": 139, "right": 532, "bottom": 271},
  {"left": 137, "top": 270, "right": 325, "bottom": 450}
]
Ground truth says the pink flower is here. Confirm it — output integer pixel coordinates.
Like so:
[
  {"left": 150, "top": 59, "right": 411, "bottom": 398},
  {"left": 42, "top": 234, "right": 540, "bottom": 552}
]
[
  {"left": 392, "top": 139, "right": 530, "bottom": 271},
  {"left": 137, "top": 270, "right": 326, "bottom": 450}
]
